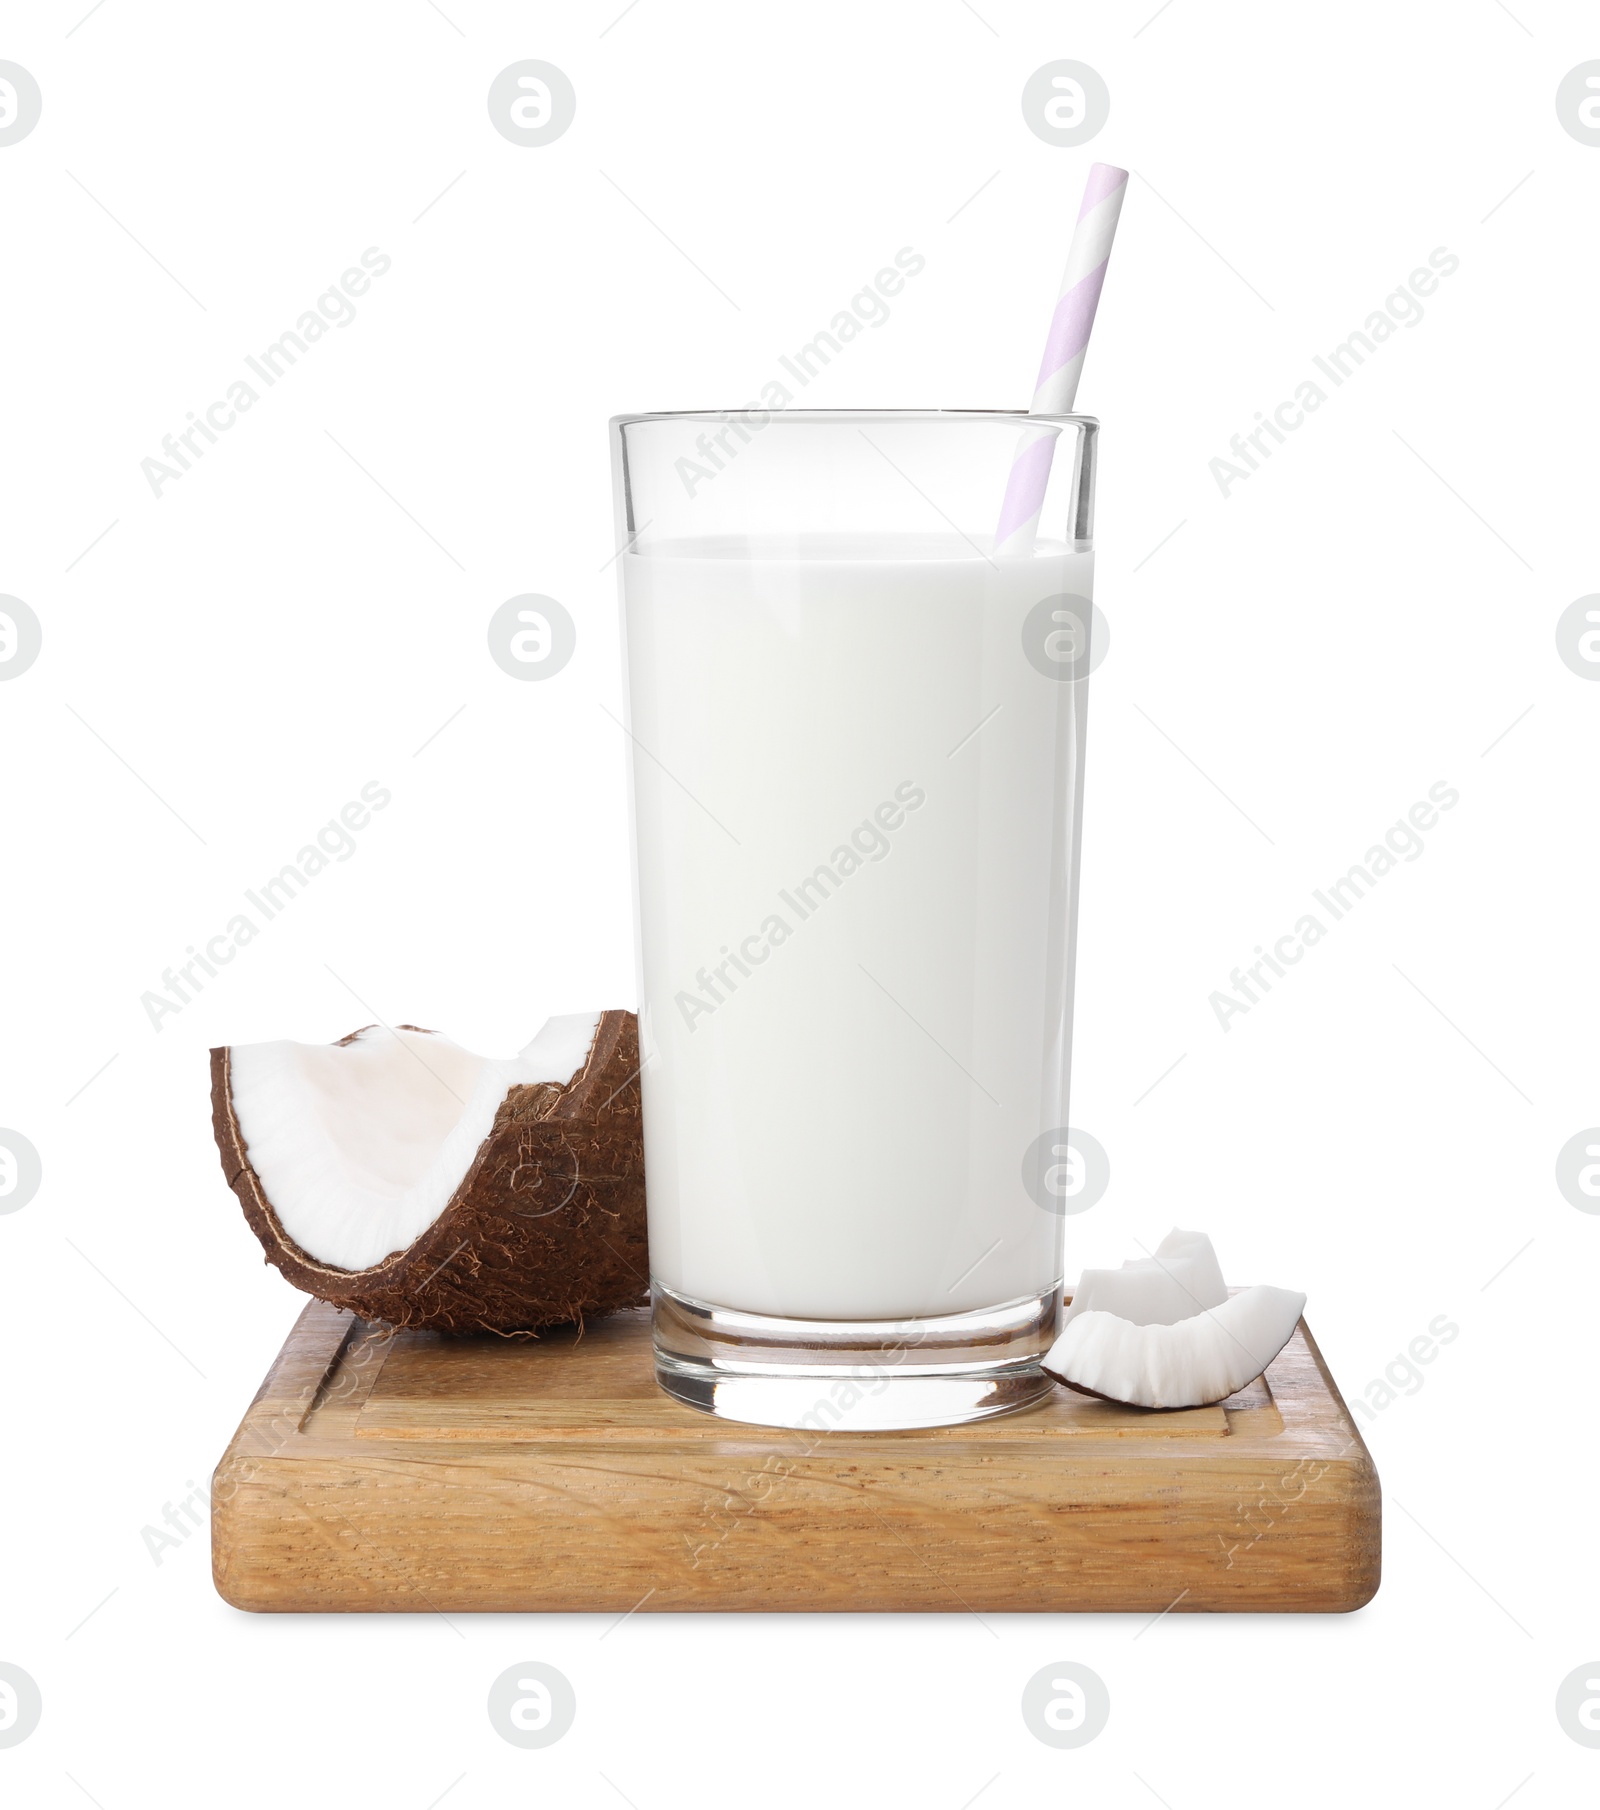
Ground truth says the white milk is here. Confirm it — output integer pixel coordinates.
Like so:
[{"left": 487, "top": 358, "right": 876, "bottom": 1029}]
[{"left": 622, "top": 534, "right": 1091, "bottom": 1321}]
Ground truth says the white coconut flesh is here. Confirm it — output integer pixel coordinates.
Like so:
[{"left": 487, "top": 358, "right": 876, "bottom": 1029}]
[
  {"left": 229, "top": 1011, "right": 602, "bottom": 1273},
  {"left": 1059, "top": 1226, "right": 1228, "bottom": 1330},
  {"left": 1044, "top": 1229, "right": 1305, "bottom": 1409}
]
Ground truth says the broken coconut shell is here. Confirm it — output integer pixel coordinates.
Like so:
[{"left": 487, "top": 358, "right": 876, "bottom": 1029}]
[{"left": 210, "top": 1009, "right": 648, "bottom": 1336}]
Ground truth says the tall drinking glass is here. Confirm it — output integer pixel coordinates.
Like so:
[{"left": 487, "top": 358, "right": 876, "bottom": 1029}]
[{"left": 611, "top": 409, "right": 1098, "bottom": 1429}]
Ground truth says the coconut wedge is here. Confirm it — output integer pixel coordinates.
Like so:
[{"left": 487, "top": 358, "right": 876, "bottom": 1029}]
[
  {"left": 211, "top": 1009, "right": 647, "bottom": 1335},
  {"left": 1059, "top": 1227, "right": 1228, "bottom": 1331},
  {"left": 1044, "top": 1227, "right": 1305, "bottom": 1408}
]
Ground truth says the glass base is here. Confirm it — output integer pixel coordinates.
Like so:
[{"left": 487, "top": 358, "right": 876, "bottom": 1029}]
[{"left": 652, "top": 1281, "right": 1062, "bottom": 1431}]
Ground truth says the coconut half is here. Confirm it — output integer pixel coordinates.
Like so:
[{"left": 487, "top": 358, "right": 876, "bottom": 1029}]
[
  {"left": 211, "top": 1009, "right": 648, "bottom": 1335},
  {"left": 1044, "top": 1229, "right": 1304, "bottom": 1409}
]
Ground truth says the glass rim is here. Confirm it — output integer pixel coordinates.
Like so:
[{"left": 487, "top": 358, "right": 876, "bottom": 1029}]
[{"left": 610, "top": 407, "right": 1098, "bottom": 430}]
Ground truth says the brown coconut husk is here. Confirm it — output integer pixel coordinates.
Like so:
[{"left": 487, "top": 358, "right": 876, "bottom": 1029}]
[{"left": 210, "top": 1009, "right": 648, "bottom": 1336}]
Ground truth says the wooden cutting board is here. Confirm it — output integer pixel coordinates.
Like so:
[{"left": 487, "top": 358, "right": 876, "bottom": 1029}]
[{"left": 211, "top": 1299, "right": 1380, "bottom": 1614}]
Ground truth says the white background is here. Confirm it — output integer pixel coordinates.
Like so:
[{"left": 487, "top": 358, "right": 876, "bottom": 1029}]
[{"left": 3, "top": 0, "right": 1597, "bottom": 1804}]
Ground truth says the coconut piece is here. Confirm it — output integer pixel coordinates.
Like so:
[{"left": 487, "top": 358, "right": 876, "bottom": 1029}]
[
  {"left": 211, "top": 1009, "right": 647, "bottom": 1335},
  {"left": 1059, "top": 1226, "right": 1228, "bottom": 1331},
  {"left": 1044, "top": 1284, "right": 1306, "bottom": 1410}
]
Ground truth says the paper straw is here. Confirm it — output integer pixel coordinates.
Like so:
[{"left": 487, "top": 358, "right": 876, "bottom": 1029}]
[{"left": 993, "top": 162, "right": 1128, "bottom": 557}]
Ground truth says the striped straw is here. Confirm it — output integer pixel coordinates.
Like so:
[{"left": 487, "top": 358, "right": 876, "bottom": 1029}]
[{"left": 993, "top": 163, "right": 1128, "bottom": 557}]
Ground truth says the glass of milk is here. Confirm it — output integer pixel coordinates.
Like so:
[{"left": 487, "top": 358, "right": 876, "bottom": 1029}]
[{"left": 612, "top": 410, "right": 1098, "bottom": 1429}]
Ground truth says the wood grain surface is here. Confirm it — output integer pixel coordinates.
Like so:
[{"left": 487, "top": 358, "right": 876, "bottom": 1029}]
[{"left": 212, "top": 1300, "right": 1380, "bottom": 1614}]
